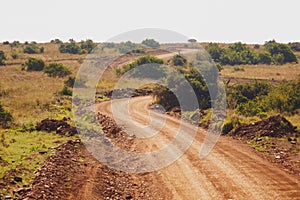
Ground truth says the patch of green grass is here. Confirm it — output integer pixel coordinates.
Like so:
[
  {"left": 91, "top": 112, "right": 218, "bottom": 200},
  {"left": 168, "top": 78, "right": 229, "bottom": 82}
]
[
  {"left": 250, "top": 143, "right": 266, "bottom": 152},
  {"left": 0, "top": 129, "right": 74, "bottom": 192}
]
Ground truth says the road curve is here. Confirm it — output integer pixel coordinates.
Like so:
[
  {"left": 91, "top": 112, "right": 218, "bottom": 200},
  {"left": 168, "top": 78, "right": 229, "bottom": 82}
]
[{"left": 96, "top": 96, "right": 300, "bottom": 200}]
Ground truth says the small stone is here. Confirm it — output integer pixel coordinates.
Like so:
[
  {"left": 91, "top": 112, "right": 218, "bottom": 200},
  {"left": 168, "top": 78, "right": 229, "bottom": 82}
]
[
  {"left": 275, "top": 155, "right": 281, "bottom": 159},
  {"left": 4, "top": 196, "right": 12, "bottom": 199}
]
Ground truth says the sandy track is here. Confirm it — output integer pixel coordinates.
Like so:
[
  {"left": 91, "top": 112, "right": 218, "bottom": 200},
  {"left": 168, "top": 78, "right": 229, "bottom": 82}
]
[{"left": 95, "top": 96, "right": 300, "bottom": 200}]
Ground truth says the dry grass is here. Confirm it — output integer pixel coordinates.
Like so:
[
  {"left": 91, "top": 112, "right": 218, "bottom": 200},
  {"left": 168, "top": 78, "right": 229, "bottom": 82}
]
[
  {"left": 221, "top": 63, "right": 300, "bottom": 82},
  {"left": 0, "top": 43, "right": 85, "bottom": 125},
  {"left": 0, "top": 65, "right": 64, "bottom": 124}
]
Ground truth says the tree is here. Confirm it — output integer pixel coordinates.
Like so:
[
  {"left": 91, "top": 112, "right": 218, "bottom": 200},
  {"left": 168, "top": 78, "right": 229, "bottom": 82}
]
[
  {"left": 265, "top": 40, "right": 297, "bottom": 64},
  {"left": 24, "top": 58, "right": 45, "bottom": 71},
  {"left": 153, "top": 67, "right": 210, "bottom": 111},
  {"left": 80, "top": 39, "right": 96, "bottom": 53},
  {"left": 44, "top": 63, "right": 71, "bottom": 77},
  {"left": 142, "top": 39, "right": 160, "bottom": 48},
  {"left": 59, "top": 42, "right": 83, "bottom": 54},
  {"left": 0, "top": 51, "right": 6, "bottom": 66},
  {"left": 188, "top": 38, "right": 197, "bottom": 43}
]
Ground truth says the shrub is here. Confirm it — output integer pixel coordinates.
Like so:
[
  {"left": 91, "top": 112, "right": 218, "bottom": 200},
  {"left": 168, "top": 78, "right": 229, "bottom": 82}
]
[
  {"left": 11, "top": 52, "right": 18, "bottom": 59},
  {"left": 65, "top": 76, "right": 87, "bottom": 88},
  {"left": 254, "top": 44, "right": 260, "bottom": 49},
  {"left": 59, "top": 85, "right": 72, "bottom": 96},
  {"left": 289, "top": 42, "right": 300, "bottom": 52},
  {"left": 44, "top": 63, "right": 71, "bottom": 77},
  {"left": 10, "top": 41, "right": 20, "bottom": 48},
  {"left": 103, "top": 42, "right": 116, "bottom": 49},
  {"left": 264, "top": 40, "right": 297, "bottom": 64},
  {"left": 24, "top": 57, "right": 45, "bottom": 71},
  {"left": 153, "top": 67, "right": 210, "bottom": 111},
  {"left": 258, "top": 52, "right": 272, "bottom": 64},
  {"left": 24, "top": 43, "right": 43, "bottom": 54},
  {"left": 59, "top": 42, "right": 83, "bottom": 54},
  {"left": 0, "top": 104, "right": 13, "bottom": 128},
  {"left": 206, "top": 42, "right": 259, "bottom": 65},
  {"left": 50, "top": 39, "right": 63, "bottom": 44},
  {"left": 142, "top": 39, "right": 160, "bottom": 48},
  {"left": 0, "top": 51, "right": 6, "bottom": 66},
  {"left": 2, "top": 41, "right": 9, "bottom": 45},
  {"left": 172, "top": 54, "right": 187, "bottom": 66},
  {"left": 80, "top": 39, "right": 96, "bottom": 53},
  {"left": 117, "top": 55, "right": 164, "bottom": 75},
  {"left": 117, "top": 41, "right": 141, "bottom": 53}
]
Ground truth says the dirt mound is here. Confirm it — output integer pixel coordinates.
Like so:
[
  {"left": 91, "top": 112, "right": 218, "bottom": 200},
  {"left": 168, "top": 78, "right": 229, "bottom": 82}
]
[
  {"left": 232, "top": 115, "right": 300, "bottom": 176},
  {"left": 17, "top": 114, "right": 170, "bottom": 199},
  {"left": 232, "top": 115, "right": 299, "bottom": 139},
  {"left": 36, "top": 118, "right": 77, "bottom": 136},
  {"left": 16, "top": 140, "right": 83, "bottom": 200},
  {"left": 104, "top": 88, "right": 152, "bottom": 99},
  {"left": 96, "top": 113, "right": 134, "bottom": 150}
]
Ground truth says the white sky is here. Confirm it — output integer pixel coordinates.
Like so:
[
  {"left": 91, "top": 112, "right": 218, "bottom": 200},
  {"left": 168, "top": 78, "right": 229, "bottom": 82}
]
[{"left": 1, "top": 0, "right": 300, "bottom": 44}]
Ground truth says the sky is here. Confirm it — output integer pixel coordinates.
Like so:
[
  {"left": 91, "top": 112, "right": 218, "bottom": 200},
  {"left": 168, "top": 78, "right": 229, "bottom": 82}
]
[{"left": 1, "top": 0, "right": 300, "bottom": 44}]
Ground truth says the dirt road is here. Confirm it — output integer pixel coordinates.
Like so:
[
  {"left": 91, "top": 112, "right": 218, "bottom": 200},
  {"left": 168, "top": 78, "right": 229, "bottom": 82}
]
[{"left": 92, "top": 96, "right": 300, "bottom": 200}]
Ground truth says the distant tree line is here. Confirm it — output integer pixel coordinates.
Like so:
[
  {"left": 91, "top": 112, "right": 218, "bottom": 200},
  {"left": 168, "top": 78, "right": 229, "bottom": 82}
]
[
  {"left": 59, "top": 39, "right": 96, "bottom": 54},
  {"left": 206, "top": 41, "right": 297, "bottom": 66}
]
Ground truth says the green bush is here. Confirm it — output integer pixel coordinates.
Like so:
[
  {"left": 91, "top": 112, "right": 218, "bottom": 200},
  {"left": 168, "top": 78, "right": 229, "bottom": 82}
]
[
  {"left": 0, "top": 104, "right": 13, "bottom": 128},
  {"left": 206, "top": 42, "right": 259, "bottom": 65},
  {"left": 59, "top": 85, "right": 72, "bottom": 96},
  {"left": 117, "top": 41, "right": 141, "bottom": 53},
  {"left": 172, "top": 54, "right": 187, "bottom": 66},
  {"left": 0, "top": 51, "right": 6, "bottom": 66},
  {"left": 59, "top": 42, "right": 83, "bottom": 54},
  {"left": 153, "top": 67, "right": 210, "bottom": 111},
  {"left": 289, "top": 42, "right": 300, "bottom": 52},
  {"left": 44, "top": 63, "right": 71, "bottom": 78},
  {"left": 264, "top": 40, "right": 297, "bottom": 64},
  {"left": 64, "top": 76, "right": 87, "bottom": 88},
  {"left": 80, "top": 39, "right": 96, "bottom": 53},
  {"left": 50, "top": 39, "right": 63, "bottom": 44},
  {"left": 24, "top": 57, "right": 45, "bottom": 71},
  {"left": 229, "top": 79, "right": 300, "bottom": 116},
  {"left": 206, "top": 43, "right": 225, "bottom": 63},
  {"left": 24, "top": 43, "right": 43, "bottom": 54},
  {"left": 10, "top": 41, "right": 20, "bottom": 48},
  {"left": 142, "top": 39, "right": 160, "bottom": 48},
  {"left": 258, "top": 52, "right": 272, "bottom": 64},
  {"left": 206, "top": 41, "right": 297, "bottom": 66},
  {"left": 117, "top": 55, "right": 164, "bottom": 75}
]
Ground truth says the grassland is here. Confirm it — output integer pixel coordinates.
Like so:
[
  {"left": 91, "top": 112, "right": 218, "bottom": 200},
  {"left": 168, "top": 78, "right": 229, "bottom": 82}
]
[{"left": 1, "top": 41, "right": 300, "bottom": 197}]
